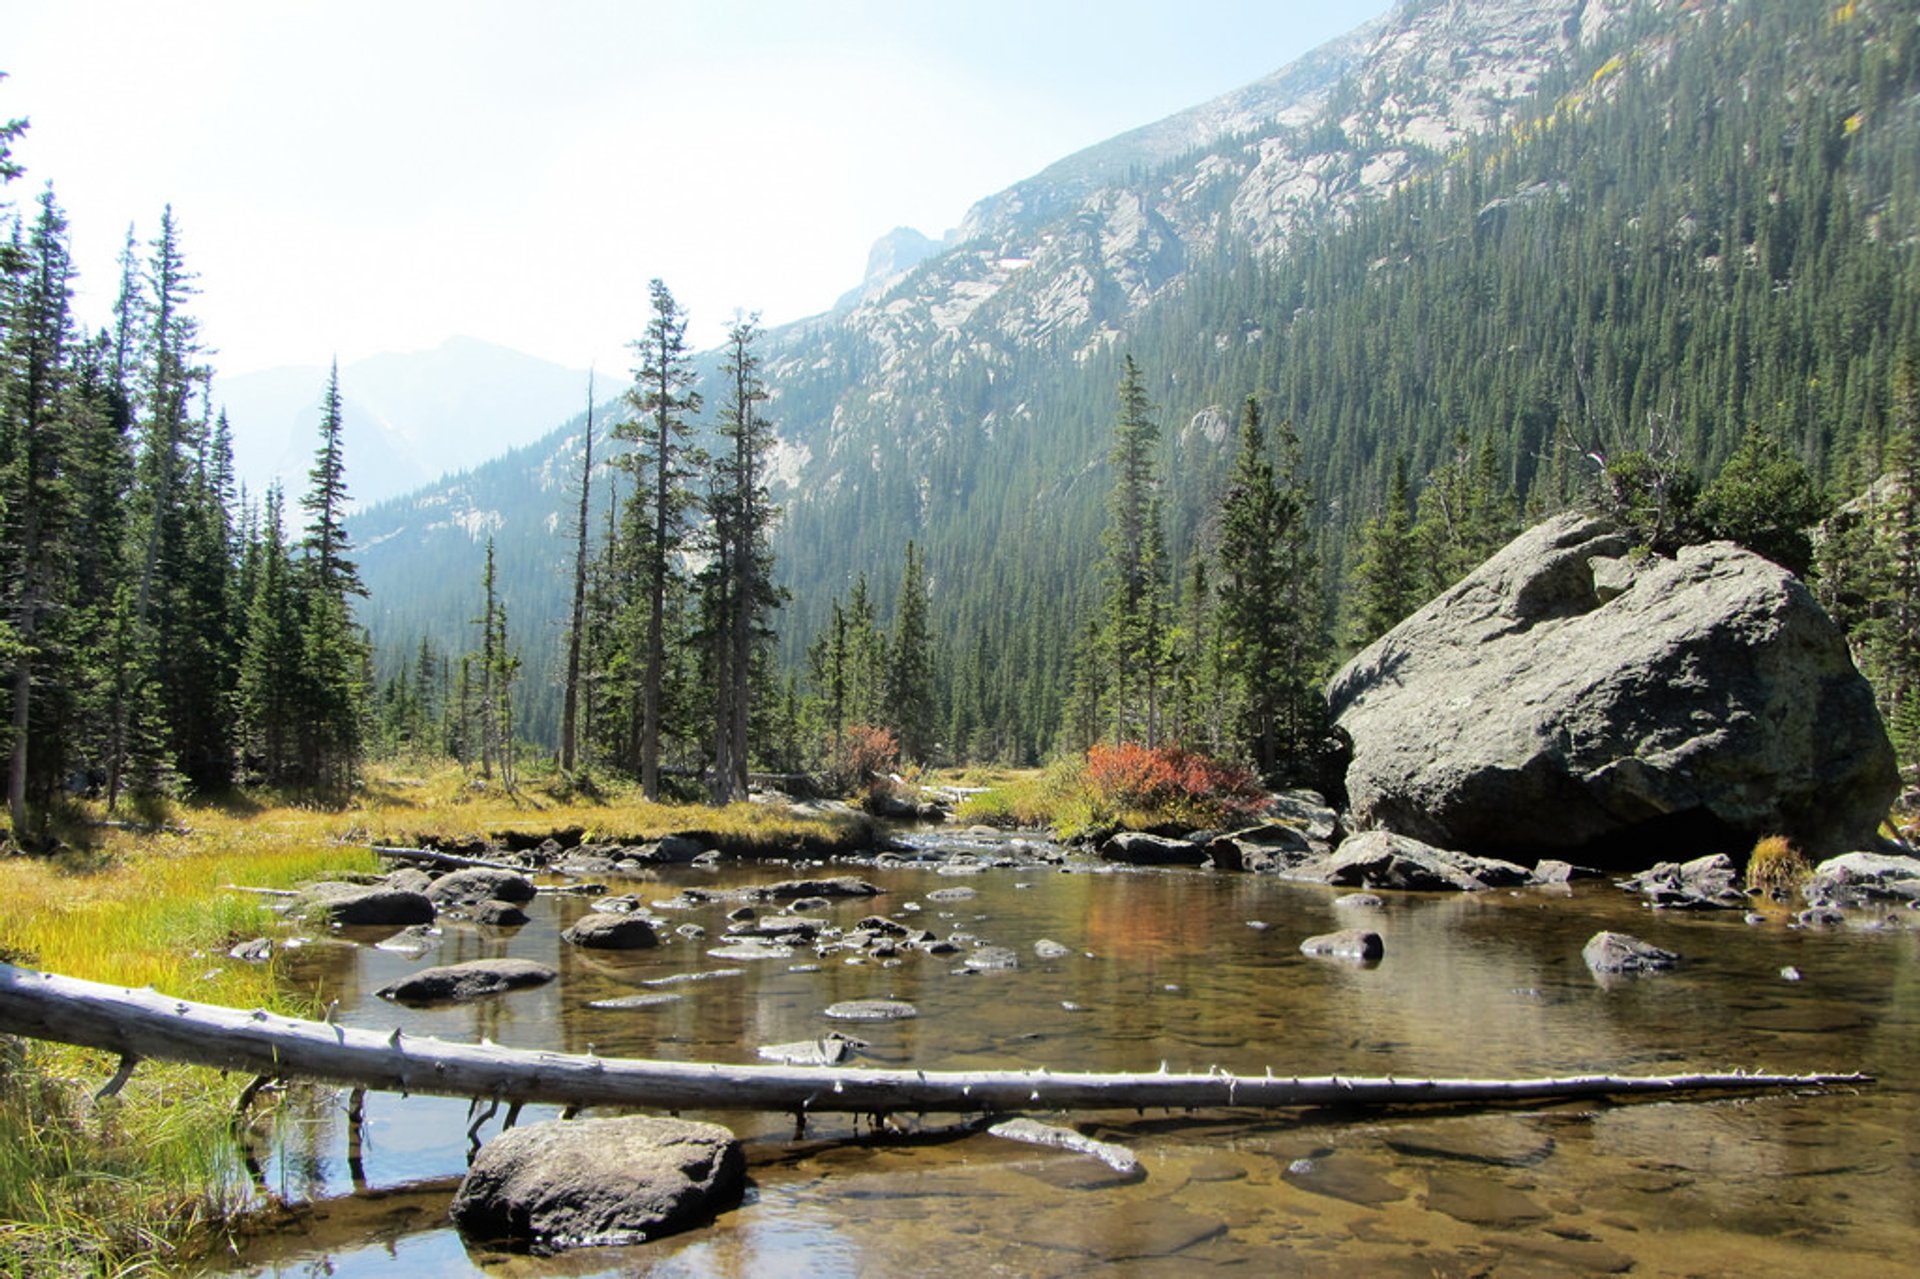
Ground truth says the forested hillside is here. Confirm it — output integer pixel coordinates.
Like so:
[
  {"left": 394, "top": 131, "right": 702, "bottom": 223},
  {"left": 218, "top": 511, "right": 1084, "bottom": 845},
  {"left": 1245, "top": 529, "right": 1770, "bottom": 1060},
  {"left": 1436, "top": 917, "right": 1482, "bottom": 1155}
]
[{"left": 350, "top": 0, "right": 1920, "bottom": 772}]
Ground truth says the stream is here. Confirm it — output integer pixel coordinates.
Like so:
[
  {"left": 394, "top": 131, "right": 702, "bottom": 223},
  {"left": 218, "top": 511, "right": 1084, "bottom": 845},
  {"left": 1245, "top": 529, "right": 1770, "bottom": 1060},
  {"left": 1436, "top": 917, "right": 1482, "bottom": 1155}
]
[{"left": 203, "top": 835, "right": 1918, "bottom": 1276}]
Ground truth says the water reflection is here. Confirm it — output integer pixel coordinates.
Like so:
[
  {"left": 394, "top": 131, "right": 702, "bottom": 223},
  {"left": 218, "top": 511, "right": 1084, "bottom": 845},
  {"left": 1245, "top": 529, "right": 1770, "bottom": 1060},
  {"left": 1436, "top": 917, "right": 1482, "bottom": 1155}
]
[{"left": 215, "top": 860, "right": 1918, "bottom": 1277}]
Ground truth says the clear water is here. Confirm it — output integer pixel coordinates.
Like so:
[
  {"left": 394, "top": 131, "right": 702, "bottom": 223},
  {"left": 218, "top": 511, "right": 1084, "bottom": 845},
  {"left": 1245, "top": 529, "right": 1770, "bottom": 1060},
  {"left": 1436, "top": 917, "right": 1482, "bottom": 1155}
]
[{"left": 204, "top": 846, "right": 1920, "bottom": 1277}]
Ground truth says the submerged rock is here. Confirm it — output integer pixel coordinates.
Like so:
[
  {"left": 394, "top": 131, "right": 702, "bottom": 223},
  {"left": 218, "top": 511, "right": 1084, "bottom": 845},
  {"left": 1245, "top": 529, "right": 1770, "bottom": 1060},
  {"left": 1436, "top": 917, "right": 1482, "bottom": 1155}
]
[
  {"left": 376, "top": 957, "right": 557, "bottom": 1004},
  {"left": 1328, "top": 513, "right": 1898, "bottom": 864},
  {"left": 471, "top": 899, "right": 530, "bottom": 927},
  {"left": 450, "top": 1116, "right": 744, "bottom": 1250},
  {"left": 823, "top": 999, "right": 918, "bottom": 1021},
  {"left": 1582, "top": 930, "right": 1680, "bottom": 975}
]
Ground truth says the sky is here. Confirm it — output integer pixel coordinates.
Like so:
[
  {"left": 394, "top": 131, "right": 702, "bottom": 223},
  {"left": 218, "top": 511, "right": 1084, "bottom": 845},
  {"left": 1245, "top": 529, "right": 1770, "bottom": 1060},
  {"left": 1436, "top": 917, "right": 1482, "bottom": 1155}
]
[{"left": 2, "top": 0, "right": 1390, "bottom": 379}]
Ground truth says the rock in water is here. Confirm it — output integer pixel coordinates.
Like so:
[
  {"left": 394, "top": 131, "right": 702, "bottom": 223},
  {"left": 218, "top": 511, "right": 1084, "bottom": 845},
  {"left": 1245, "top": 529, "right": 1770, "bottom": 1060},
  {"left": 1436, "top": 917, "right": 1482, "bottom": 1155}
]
[
  {"left": 450, "top": 1116, "right": 745, "bottom": 1250},
  {"left": 562, "top": 912, "right": 660, "bottom": 949},
  {"left": 1582, "top": 931, "right": 1680, "bottom": 975},
  {"left": 426, "top": 868, "right": 537, "bottom": 909},
  {"left": 375, "top": 957, "right": 557, "bottom": 1004},
  {"left": 1327, "top": 513, "right": 1897, "bottom": 863}
]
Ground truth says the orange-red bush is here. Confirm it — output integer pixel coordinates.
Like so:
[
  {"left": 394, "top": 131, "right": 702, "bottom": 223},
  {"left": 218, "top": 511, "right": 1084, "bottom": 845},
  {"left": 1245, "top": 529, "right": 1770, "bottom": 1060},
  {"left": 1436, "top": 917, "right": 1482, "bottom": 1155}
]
[
  {"left": 1081, "top": 741, "right": 1265, "bottom": 827},
  {"left": 822, "top": 724, "right": 901, "bottom": 798}
]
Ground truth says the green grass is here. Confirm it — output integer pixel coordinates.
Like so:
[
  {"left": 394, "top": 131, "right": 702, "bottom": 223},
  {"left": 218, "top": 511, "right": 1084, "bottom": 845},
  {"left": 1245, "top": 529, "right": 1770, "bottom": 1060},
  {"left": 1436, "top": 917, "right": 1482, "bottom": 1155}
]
[{"left": 0, "top": 762, "right": 873, "bottom": 1275}]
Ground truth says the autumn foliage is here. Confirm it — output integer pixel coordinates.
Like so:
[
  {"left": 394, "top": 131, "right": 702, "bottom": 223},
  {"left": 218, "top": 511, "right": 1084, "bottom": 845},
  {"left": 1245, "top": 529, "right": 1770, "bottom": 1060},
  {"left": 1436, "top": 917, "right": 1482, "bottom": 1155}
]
[{"left": 1080, "top": 742, "right": 1266, "bottom": 830}]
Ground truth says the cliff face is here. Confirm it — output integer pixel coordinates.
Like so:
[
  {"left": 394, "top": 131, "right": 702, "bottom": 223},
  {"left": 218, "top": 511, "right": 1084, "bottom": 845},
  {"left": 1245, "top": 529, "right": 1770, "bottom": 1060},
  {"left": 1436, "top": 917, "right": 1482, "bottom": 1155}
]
[{"left": 761, "top": 0, "right": 1659, "bottom": 491}]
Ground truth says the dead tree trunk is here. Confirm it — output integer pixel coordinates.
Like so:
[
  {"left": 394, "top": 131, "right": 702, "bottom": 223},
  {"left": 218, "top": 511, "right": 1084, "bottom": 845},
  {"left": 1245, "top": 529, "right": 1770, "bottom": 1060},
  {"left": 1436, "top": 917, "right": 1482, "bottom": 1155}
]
[{"left": 0, "top": 964, "right": 1869, "bottom": 1117}]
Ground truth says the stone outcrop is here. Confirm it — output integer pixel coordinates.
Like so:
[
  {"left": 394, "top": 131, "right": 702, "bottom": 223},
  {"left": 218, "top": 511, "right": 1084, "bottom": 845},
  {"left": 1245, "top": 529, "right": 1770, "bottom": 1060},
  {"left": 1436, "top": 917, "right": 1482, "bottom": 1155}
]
[
  {"left": 450, "top": 1116, "right": 745, "bottom": 1250},
  {"left": 1328, "top": 513, "right": 1897, "bottom": 864},
  {"left": 1582, "top": 931, "right": 1680, "bottom": 975}
]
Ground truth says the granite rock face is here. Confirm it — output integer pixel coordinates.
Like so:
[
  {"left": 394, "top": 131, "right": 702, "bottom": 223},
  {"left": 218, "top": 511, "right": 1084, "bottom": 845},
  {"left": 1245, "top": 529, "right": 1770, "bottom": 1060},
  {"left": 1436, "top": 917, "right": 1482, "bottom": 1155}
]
[{"left": 1328, "top": 513, "right": 1897, "bottom": 863}]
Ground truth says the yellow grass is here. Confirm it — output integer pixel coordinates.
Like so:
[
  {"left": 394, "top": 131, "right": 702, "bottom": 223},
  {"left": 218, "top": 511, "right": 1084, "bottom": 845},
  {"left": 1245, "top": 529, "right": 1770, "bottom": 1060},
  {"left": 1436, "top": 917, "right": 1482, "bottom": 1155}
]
[{"left": 0, "top": 760, "right": 866, "bottom": 1276}]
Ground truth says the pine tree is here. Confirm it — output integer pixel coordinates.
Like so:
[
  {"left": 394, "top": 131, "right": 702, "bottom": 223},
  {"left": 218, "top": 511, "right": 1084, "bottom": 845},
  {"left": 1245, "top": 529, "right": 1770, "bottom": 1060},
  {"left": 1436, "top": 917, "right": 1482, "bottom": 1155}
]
[
  {"left": 705, "top": 316, "right": 780, "bottom": 800},
  {"left": 301, "top": 359, "right": 363, "bottom": 598},
  {"left": 889, "top": 540, "right": 936, "bottom": 762},
  {"left": 618, "top": 279, "right": 702, "bottom": 799},
  {"left": 3, "top": 185, "right": 77, "bottom": 838},
  {"left": 1096, "top": 355, "right": 1170, "bottom": 745},
  {"left": 1349, "top": 454, "right": 1421, "bottom": 646},
  {"left": 561, "top": 372, "right": 595, "bottom": 774}
]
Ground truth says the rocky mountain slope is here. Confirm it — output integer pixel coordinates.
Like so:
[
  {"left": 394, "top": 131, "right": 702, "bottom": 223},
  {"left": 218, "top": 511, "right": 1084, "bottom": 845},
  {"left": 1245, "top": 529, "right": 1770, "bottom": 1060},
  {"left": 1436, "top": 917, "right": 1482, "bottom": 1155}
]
[{"left": 350, "top": 0, "right": 1916, "bottom": 754}]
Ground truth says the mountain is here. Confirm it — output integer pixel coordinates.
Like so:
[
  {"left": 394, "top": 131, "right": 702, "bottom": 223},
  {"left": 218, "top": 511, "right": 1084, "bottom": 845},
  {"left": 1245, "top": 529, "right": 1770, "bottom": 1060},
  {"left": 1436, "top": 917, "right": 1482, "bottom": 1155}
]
[
  {"left": 216, "top": 337, "right": 595, "bottom": 506},
  {"left": 350, "top": 0, "right": 1920, "bottom": 761}
]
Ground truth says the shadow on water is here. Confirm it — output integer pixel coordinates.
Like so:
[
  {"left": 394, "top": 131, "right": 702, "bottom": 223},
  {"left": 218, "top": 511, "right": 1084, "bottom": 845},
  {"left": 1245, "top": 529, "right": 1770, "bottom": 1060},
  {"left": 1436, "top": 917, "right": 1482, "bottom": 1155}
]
[{"left": 206, "top": 851, "right": 1920, "bottom": 1277}]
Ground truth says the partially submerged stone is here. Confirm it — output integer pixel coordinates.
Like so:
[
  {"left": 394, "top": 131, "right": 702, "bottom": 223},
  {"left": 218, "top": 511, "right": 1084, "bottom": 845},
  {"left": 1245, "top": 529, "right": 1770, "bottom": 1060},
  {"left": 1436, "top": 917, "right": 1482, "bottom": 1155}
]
[
  {"left": 426, "top": 868, "right": 537, "bottom": 909},
  {"left": 758, "top": 877, "right": 880, "bottom": 901},
  {"left": 1619, "top": 854, "right": 1747, "bottom": 910},
  {"left": 376, "top": 957, "right": 557, "bottom": 1004},
  {"left": 823, "top": 999, "right": 917, "bottom": 1021},
  {"left": 1582, "top": 930, "right": 1680, "bottom": 975},
  {"left": 1287, "top": 830, "right": 1528, "bottom": 892},
  {"left": 1098, "top": 831, "right": 1206, "bottom": 866},
  {"left": 304, "top": 884, "right": 436, "bottom": 927},
  {"left": 450, "top": 1116, "right": 745, "bottom": 1250},
  {"left": 562, "top": 912, "right": 660, "bottom": 949},
  {"left": 1298, "top": 928, "right": 1384, "bottom": 961},
  {"left": 1804, "top": 852, "right": 1920, "bottom": 908}
]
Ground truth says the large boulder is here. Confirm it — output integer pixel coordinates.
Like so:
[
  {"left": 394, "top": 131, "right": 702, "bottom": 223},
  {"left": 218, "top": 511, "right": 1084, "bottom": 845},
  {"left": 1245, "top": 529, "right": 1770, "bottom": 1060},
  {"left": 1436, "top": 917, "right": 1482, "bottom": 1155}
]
[
  {"left": 450, "top": 1116, "right": 745, "bottom": 1250},
  {"left": 1328, "top": 513, "right": 1897, "bottom": 864}
]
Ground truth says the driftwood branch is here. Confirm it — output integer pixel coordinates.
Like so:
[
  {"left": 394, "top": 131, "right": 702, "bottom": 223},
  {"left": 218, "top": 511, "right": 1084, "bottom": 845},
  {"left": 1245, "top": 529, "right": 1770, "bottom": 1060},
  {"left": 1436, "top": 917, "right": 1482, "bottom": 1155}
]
[
  {"left": 369, "top": 845, "right": 527, "bottom": 873},
  {"left": 0, "top": 964, "right": 1870, "bottom": 1118}
]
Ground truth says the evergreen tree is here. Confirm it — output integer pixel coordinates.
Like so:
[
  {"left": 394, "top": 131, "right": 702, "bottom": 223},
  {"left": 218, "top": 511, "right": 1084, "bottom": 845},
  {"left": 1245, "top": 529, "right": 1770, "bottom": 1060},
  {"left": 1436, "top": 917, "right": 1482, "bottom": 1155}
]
[
  {"left": 561, "top": 372, "right": 595, "bottom": 773},
  {"left": 698, "top": 317, "right": 782, "bottom": 799},
  {"left": 1696, "top": 422, "right": 1827, "bottom": 577},
  {"left": 301, "top": 359, "right": 362, "bottom": 598},
  {"left": 1348, "top": 454, "right": 1420, "bottom": 646},
  {"left": 618, "top": 279, "right": 702, "bottom": 799},
  {"left": 889, "top": 540, "right": 936, "bottom": 762},
  {"left": 1216, "top": 396, "right": 1323, "bottom": 778},
  {"left": 3, "top": 185, "right": 77, "bottom": 837},
  {"left": 1096, "top": 354, "right": 1170, "bottom": 745},
  {"left": 236, "top": 487, "right": 298, "bottom": 782}
]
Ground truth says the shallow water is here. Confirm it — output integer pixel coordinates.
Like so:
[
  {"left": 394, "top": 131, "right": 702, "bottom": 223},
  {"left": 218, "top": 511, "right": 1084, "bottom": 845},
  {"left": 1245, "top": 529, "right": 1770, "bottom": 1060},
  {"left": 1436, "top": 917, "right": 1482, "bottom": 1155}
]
[{"left": 206, "top": 843, "right": 1920, "bottom": 1277}]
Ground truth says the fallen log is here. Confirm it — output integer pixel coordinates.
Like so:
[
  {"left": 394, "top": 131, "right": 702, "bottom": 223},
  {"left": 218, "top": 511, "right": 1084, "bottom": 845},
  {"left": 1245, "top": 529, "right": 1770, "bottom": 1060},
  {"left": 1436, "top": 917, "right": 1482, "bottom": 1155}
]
[
  {"left": 368, "top": 845, "right": 527, "bottom": 873},
  {"left": 0, "top": 963, "right": 1870, "bottom": 1117}
]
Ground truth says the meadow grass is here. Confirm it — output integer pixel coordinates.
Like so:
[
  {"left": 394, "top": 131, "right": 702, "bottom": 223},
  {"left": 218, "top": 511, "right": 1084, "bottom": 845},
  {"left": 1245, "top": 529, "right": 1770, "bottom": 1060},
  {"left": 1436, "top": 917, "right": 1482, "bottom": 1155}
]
[{"left": 0, "top": 761, "right": 864, "bottom": 1276}]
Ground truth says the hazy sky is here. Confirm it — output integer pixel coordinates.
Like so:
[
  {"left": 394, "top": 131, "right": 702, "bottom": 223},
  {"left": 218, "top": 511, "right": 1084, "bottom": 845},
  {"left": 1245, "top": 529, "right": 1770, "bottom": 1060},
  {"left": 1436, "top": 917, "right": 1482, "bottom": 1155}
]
[{"left": 3, "top": 1, "right": 1388, "bottom": 378}]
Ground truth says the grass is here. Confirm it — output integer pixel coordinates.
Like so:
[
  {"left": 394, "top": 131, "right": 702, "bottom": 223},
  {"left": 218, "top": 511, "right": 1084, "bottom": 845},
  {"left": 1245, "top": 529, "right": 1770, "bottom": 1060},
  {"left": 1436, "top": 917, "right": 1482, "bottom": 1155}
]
[
  {"left": 0, "top": 759, "right": 868, "bottom": 1276},
  {"left": 1744, "top": 833, "right": 1812, "bottom": 899}
]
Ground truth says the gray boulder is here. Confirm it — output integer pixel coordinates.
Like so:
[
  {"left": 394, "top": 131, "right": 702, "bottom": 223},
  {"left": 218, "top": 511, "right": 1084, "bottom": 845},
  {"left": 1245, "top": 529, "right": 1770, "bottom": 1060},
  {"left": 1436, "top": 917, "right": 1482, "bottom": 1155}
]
[
  {"left": 1582, "top": 931, "right": 1680, "bottom": 975},
  {"left": 1299, "top": 928, "right": 1384, "bottom": 961},
  {"left": 375, "top": 957, "right": 557, "bottom": 1004},
  {"left": 450, "top": 1116, "right": 744, "bottom": 1249},
  {"left": 471, "top": 899, "right": 530, "bottom": 927},
  {"left": 303, "top": 884, "right": 436, "bottom": 927},
  {"left": 1804, "top": 852, "right": 1920, "bottom": 907},
  {"left": 1327, "top": 513, "right": 1897, "bottom": 864},
  {"left": 427, "top": 868, "right": 537, "bottom": 910},
  {"left": 1098, "top": 831, "right": 1206, "bottom": 866},
  {"left": 562, "top": 912, "right": 661, "bottom": 949},
  {"left": 1286, "top": 831, "right": 1529, "bottom": 892}
]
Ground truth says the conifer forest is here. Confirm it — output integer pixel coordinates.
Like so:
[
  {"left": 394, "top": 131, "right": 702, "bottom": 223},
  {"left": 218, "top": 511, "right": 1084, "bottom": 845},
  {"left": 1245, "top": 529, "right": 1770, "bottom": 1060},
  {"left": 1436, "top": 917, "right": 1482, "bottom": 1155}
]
[{"left": 4, "top": 0, "right": 1920, "bottom": 838}]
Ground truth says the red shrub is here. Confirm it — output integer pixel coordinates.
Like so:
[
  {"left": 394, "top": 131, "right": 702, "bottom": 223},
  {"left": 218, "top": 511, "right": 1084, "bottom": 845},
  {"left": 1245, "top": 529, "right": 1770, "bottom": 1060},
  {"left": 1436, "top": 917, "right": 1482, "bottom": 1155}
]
[{"left": 1082, "top": 742, "right": 1265, "bottom": 826}]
